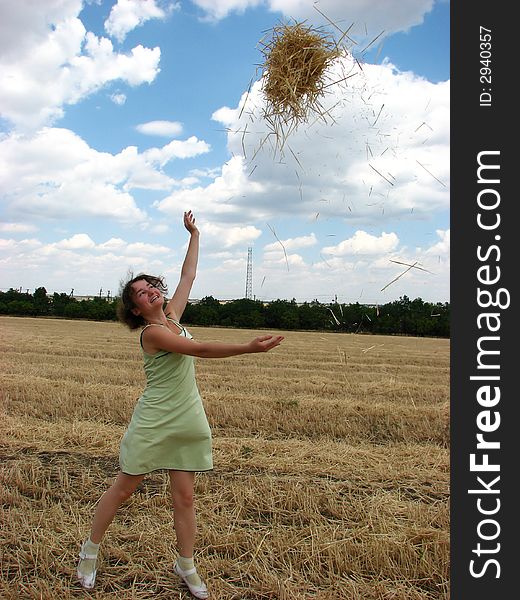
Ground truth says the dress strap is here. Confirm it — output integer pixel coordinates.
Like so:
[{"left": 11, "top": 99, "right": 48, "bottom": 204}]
[
  {"left": 166, "top": 316, "right": 184, "bottom": 332},
  {"left": 140, "top": 323, "right": 164, "bottom": 347}
]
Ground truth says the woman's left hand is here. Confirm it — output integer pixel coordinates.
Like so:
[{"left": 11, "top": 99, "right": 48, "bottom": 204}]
[{"left": 183, "top": 210, "right": 199, "bottom": 235}]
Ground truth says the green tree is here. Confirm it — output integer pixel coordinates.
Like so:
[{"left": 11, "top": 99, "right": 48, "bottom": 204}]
[
  {"left": 52, "top": 292, "right": 76, "bottom": 317},
  {"left": 297, "top": 301, "right": 326, "bottom": 330},
  {"left": 33, "top": 287, "right": 50, "bottom": 315},
  {"left": 220, "top": 298, "right": 265, "bottom": 328},
  {"left": 192, "top": 296, "right": 222, "bottom": 326},
  {"left": 264, "top": 299, "right": 299, "bottom": 329}
]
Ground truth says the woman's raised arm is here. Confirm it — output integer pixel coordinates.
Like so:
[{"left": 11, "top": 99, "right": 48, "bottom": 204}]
[{"left": 165, "top": 210, "right": 199, "bottom": 320}]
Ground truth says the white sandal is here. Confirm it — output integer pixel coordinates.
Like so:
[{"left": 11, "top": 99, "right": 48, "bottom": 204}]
[
  {"left": 77, "top": 542, "right": 98, "bottom": 589},
  {"left": 174, "top": 560, "right": 209, "bottom": 599}
]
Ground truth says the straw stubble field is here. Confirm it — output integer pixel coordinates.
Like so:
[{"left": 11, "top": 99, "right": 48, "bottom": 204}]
[{"left": 0, "top": 316, "right": 450, "bottom": 599}]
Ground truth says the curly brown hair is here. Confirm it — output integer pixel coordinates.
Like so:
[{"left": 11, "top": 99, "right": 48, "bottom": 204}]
[{"left": 117, "top": 273, "right": 168, "bottom": 330}]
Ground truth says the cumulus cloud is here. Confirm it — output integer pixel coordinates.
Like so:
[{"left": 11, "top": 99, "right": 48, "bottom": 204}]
[
  {"left": 98, "top": 238, "right": 127, "bottom": 251},
  {"left": 264, "top": 233, "right": 317, "bottom": 252},
  {"left": 192, "top": 0, "right": 435, "bottom": 40},
  {"left": 0, "top": 0, "right": 82, "bottom": 59},
  {"left": 54, "top": 233, "right": 96, "bottom": 250},
  {"left": 110, "top": 92, "right": 127, "bottom": 105},
  {"left": 104, "top": 0, "right": 178, "bottom": 43},
  {"left": 192, "top": 0, "right": 262, "bottom": 21},
  {"left": 0, "top": 128, "right": 210, "bottom": 224},
  {"left": 262, "top": 248, "right": 306, "bottom": 269},
  {"left": 0, "top": 6, "right": 161, "bottom": 131},
  {"left": 147, "top": 223, "right": 171, "bottom": 234},
  {"left": 156, "top": 155, "right": 266, "bottom": 219},
  {"left": 199, "top": 221, "right": 262, "bottom": 249},
  {"left": 0, "top": 222, "right": 38, "bottom": 233},
  {"left": 322, "top": 231, "right": 399, "bottom": 256},
  {"left": 425, "top": 228, "right": 450, "bottom": 256},
  {"left": 211, "top": 105, "right": 238, "bottom": 127},
  {"left": 143, "top": 136, "right": 210, "bottom": 165},
  {"left": 0, "top": 234, "right": 174, "bottom": 294},
  {"left": 199, "top": 56, "right": 449, "bottom": 226},
  {"left": 136, "top": 120, "right": 184, "bottom": 137},
  {"left": 74, "top": 34, "right": 161, "bottom": 88},
  {"left": 261, "top": 233, "right": 317, "bottom": 272},
  {"left": 189, "top": 167, "right": 222, "bottom": 179}
]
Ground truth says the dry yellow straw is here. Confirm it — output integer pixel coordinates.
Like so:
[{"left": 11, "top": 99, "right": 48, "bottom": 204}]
[{"left": 258, "top": 21, "right": 341, "bottom": 145}]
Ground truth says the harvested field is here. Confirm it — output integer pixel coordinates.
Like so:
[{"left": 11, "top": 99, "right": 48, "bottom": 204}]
[{"left": 0, "top": 316, "right": 450, "bottom": 599}]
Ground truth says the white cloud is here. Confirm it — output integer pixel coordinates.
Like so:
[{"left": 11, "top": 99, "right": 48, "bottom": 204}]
[
  {"left": 209, "top": 56, "right": 449, "bottom": 224},
  {"left": 262, "top": 249, "right": 306, "bottom": 268},
  {"left": 178, "top": 176, "right": 200, "bottom": 186},
  {"left": 192, "top": 0, "right": 263, "bottom": 21},
  {"left": 0, "top": 127, "right": 212, "bottom": 224},
  {"left": 0, "top": 128, "right": 146, "bottom": 223},
  {"left": 216, "top": 257, "right": 247, "bottom": 271},
  {"left": 148, "top": 223, "right": 170, "bottom": 234},
  {"left": 199, "top": 222, "right": 262, "bottom": 249},
  {"left": 0, "top": 8, "right": 161, "bottom": 131},
  {"left": 322, "top": 231, "right": 399, "bottom": 256},
  {"left": 0, "top": 222, "right": 38, "bottom": 233},
  {"left": 104, "top": 0, "right": 178, "bottom": 42},
  {"left": 143, "top": 136, "right": 210, "bottom": 165},
  {"left": 156, "top": 155, "right": 265, "bottom": 218},
  {"left": 0, "top": 128, "right": 208, "bottom": 223},
  {"left": 98, "top": 238, "right": 127, "bottom": 251},
  {"left": 136, "top": 120, "right": 183, "bottom": 137},
  {"left": 0, "top": 237, "right": 41, "bottom": 251},
  {"left": 189, "top": 167, "right": 222, "bottom": 179},
  {"left": 126, "top": 241, "right": 171, "bottom": 254},
  {"left": 424, "top": 228, "right": 450, "bottom": 256},
  {"left": 77, "top": 34, "right": 161, "bottom": 88},
  {"left": 159, "top": 54, "right": 449, "bottom": 246},
  {"left": 264, "top": 233, "right": 317, "bottom": 252},
  {"left": 262, "top": 233, "right": 315, "bottom": 270},
  {"left": 211, "top": 105, "right": 239, "bottom": 127},
  {"left": 110, "top": 92, "right": 127, "bottom": 105},
  {"left": 192, "top": 0, "right": 435, "bottom": 40},
  {"left": 0, "top": 0, "right": 82, "bottom": 59},
  {"left": 54, "top": 233, "right": 96, "bottom": 250},
  {"left": 267, "top": 0, "right": 435, "bottom": 39},
  {"left": 0, "top": 234, "right": 174, "bottom": 295}
]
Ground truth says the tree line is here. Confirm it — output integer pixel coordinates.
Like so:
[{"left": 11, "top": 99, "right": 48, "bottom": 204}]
[{"left": 0, "top": 287, "right": 450, "bottom": 337}]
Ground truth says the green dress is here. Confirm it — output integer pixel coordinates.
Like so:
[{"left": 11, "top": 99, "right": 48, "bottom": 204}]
[{"left": 119, "top": 318, "right": 213, "bottom": 475}]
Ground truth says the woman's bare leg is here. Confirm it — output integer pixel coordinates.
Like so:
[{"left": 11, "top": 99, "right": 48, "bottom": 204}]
[
  {"left": 169, "top": 470, "right": 196, "bottom": 556},
  {"left": 169, "top": 470, "right": 207, "bottom": 596},
  {"left": 78, "top": 472, "right": 144, "bottom": 588},
  {"left": 90, "top": 472, "right": 145, "bottom": 543}
]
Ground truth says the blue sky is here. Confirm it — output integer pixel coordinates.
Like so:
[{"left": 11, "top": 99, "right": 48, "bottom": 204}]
[{"left": 0, "top": 0, "right": 449, "bottom": 304}]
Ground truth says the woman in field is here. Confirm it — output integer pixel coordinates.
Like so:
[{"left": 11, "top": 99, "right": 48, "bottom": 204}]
[{"left": 77, "top": 210, "right": 284, "bottom": 598}]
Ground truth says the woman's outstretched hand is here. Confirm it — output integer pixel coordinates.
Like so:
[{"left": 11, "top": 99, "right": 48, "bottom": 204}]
[
  {"left": 183, "top": 210, "right": 199, "bottom": 235},
  {"left": 248, "top": 335, "right": 284, "bottom": 353}
]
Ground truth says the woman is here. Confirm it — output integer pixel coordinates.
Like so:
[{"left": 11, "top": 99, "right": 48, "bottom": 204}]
[{"left": 77, "top": 210, "right": 284, "bottom": 598}]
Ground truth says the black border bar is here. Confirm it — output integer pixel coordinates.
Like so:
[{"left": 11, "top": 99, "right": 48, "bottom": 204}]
[{"left": 451, "top": 2, "right": 515, "bottom": 597}]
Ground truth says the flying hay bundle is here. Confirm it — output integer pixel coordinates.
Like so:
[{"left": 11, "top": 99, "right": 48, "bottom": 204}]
[{"left": 258, "top": 21, "right": 341, "bottom": 143}]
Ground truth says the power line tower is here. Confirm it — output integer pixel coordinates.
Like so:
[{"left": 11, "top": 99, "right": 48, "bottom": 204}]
[{"left": 245, "top": 247, "right": 253, "bottom": 299}]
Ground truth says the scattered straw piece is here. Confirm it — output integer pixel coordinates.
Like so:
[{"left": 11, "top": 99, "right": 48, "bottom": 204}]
[
  {"left": 416, "top": 160, "right": 447, "bottom": 187},
  {"left": 381, "top": 261, "right": 418, "bottom": 292},
  {"left": 369, "top": 163, "right": 394, "bottom": 186},
  {"left": 326, "top": 307, "right": 341, "bottom": 326},
  {"left": 389, "top": 259, "right": 433, "bottom": 274},
  {"left": 267, "top": 222, "right": 290, "bottom": 271}
]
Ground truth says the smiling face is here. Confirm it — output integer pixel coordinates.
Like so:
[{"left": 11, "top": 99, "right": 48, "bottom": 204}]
[{"left": 130, "top": 279, "right": 164, "bottom": 317}]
